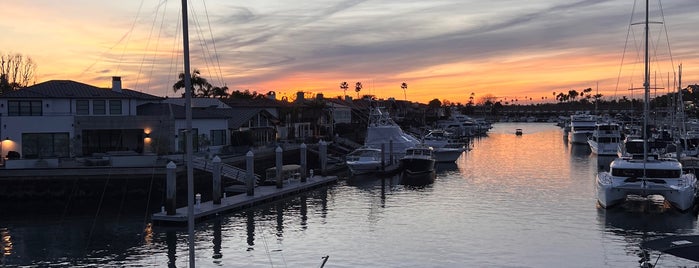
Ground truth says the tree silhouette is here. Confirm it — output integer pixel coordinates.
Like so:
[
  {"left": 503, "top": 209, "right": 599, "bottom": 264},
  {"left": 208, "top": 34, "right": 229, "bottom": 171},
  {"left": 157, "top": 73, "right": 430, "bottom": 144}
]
[
  {"left": 173, "top": 69, "right": 212, "bottom": 97},
  {"left": 340, "top": 82, "right": 349, "bottom": 98},
  {"left": 354, "top": 82, "right": 362, "bottom": 99},
  {"left": 401, "top": 82, "right": 408, "bottom": 100},
  {"left": 0, "top": 52, "right": 37, "bottom": 94}
]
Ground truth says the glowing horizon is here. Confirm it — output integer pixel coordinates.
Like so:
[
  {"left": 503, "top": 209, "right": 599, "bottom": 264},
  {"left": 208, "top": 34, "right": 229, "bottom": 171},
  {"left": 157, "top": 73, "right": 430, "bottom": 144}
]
[{"left": 3, "top": 0, "right": 698, "bottom": 104}]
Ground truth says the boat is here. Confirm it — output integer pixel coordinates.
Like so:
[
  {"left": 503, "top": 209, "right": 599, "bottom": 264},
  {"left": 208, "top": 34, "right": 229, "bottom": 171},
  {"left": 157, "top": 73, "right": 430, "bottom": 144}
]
[
  {"left": 597, "top": 154, "right": 697, "bottom": 211},
  {"left": 364, "top": 107, "right": 421, "bottom": 161},
  {"left": 345, "top": 146, "right": 382, "bottom": 175},
  {"left": 259, "top": 164, "right": 302, "bottom": 185},
  {"left": 400, "top": 144, "right": 435, "bottom": 174},
  {"left": 568, "top": 113, "right": 597, "bottom": 144},
  {"left": 597, "top": 0, "right": 698, "bottom": 212},
  {"left": 422, "top": 129, "right": 466, "bottom": 162},
  {"left": 515, "top": 129, "right": 523, "bottom": 136},
  {"left": 587, "top": 122, "right": 621, "bottom": 155}
]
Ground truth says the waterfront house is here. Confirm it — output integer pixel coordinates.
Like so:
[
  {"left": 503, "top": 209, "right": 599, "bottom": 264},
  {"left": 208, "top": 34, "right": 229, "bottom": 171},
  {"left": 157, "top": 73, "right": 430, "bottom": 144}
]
[{"left": 0, "top": 77, "right": 162, "bottom": 168}]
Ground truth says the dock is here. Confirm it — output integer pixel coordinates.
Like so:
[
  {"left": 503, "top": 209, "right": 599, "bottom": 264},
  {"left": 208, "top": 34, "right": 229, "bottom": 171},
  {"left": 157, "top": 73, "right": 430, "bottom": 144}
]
[{"left": 152, "top": 175, "right": 339, "bottom": 225}]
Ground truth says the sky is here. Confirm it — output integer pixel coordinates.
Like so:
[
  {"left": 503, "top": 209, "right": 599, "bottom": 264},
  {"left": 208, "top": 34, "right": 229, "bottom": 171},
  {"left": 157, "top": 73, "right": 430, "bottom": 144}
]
[{"left": 2, "top": 0, "right": 698, "bottom": 104}]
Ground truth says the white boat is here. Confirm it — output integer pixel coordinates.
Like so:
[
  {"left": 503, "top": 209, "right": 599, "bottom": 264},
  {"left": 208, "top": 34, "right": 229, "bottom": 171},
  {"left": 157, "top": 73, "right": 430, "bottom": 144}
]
[
  {"left": 587, "top": 122, "right": 621, "bottom": 155},
  {"left": 568, "top": 113, "right": 596, "bottom": 144},
  {"left": 400, "top": 144, "right": 435, "bottom": 174},
  {"left": 597, "top": 0, "right": 697, "bottom": 212},
  {"left": 345, "top": 146, "right": 382, "bottom": 175},
  {"left": 597, "top": 154, "right": 697, "bottom": 211},
  {"left": 364, "top": 107, "right": 421, "bottom": 161},
  {"left": 422, "top": 129, "right": 466, "bottom": 163}
]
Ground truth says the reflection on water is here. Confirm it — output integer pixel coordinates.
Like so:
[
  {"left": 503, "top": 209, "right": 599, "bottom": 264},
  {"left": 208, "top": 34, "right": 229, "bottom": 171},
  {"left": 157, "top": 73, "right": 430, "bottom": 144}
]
[
  {"left": 4, "top": 123, "right": 699, "bottom": 267},
  {"left": 401, "top": 171, "right": 436, "bottom": 186},
  {"left": 598, "top": 207, "right": 697, "bottom": 266}
]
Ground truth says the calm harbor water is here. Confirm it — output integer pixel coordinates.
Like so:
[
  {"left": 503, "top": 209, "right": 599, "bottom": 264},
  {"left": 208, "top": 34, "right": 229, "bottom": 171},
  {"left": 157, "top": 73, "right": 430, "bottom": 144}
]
[{"left": 2, "top": 123, "right": 698, "bottom": 267}]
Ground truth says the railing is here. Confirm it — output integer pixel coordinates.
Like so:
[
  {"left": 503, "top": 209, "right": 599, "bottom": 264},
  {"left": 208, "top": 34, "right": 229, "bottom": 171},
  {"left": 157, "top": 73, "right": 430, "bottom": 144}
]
[{"left": 191, "top": 157, "right": 259, "bottom": 184}]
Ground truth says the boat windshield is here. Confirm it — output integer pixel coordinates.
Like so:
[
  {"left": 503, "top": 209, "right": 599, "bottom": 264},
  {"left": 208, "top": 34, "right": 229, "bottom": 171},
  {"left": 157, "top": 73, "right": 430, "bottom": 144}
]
[{"left": 611, "top": 168, "right": 681, "bottom": 178}]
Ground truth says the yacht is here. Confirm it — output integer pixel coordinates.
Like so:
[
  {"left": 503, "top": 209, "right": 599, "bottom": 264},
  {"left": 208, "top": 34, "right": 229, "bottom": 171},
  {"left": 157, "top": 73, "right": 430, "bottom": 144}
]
[
  {"left": 597, "top": 0, "right": 697, "bottom": 212},
  {"left": 400, "top": 144, "right": 435, "bottom": 174},
  {"left": 422, "top": 129, "right": 466, "bottom": 162},
  {"left": 364, "top": 107, "right": 421, "bottom": 162},
  {"left": 597, "top": 154, "right": 697, "bottom": 211},
  {"left": 587, "top": 122, "right": 621, "bottom": 155},
  {"left": 568, "top": 113, "right": 597, "bottom": 144},
  {"left": 345, "top": 146, "right": 383, "bottom": 176}
]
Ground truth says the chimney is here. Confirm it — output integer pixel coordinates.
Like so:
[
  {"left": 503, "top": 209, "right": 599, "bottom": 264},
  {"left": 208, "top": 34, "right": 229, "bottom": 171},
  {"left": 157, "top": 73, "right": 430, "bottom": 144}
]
[{"left": 112, "top": 76, "right": 122, "bottom": 92}]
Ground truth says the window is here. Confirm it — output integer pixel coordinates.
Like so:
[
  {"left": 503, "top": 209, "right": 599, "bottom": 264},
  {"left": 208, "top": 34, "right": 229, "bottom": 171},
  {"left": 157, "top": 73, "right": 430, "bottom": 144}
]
[
  {"left": 93, "top": 100, "right": 106, "bottom": 115},
  {"left": 109, "top": 100, "right": 122, "bottom": 115},
  {"left": 8, "top": 100, "right": 42, "bottom": 116},
  {"left": 21, "top": 132, "right": 70, "bottom": 158},
  {"left": 76, "top": 100, "right": 89, "bottom": 115},
  {"left": 210, "top": 130, "right": 226, "bottom": 146}
]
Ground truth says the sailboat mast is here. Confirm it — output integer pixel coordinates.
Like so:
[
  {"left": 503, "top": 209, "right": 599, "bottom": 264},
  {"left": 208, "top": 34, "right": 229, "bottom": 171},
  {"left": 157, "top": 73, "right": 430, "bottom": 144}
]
[
  {"left": 180, "top": 0, "right": 196, "bottom": 267},
  {"left": 642, "top": 0, "right": 649, "bottom": 169}
]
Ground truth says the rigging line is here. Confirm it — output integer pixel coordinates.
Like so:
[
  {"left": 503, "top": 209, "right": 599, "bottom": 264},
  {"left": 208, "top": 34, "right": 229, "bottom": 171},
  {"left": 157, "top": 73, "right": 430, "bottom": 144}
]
[
  {"left": 116, "top": 0, "right": 147, "bottom": 76},
  {"left": 201, "top": 0, "right": 225, "bottom": 86},
  {"left": 144, "top": 0, "right": 171, "bottom": 93},
  {"left": 134, "top": 0, "right": 169, "bottom": 91},
  {"left": 657, "top": 0, "right": 675, "bottom": 78},
  {"left": 167, "top": 6, "right": 183, "bottom": 97},
  {"left": 614, "top": 0, "right": 638, "bottom": 101},
  {"left": 189, "top": 5, "right": 216, "bottom": 89}
]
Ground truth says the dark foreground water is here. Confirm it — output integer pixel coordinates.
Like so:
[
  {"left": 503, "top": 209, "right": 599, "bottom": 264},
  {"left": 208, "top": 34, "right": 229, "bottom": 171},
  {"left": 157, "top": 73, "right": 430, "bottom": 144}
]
[{"left": 2, "top": 123, "right": 698, "bottom": 267}]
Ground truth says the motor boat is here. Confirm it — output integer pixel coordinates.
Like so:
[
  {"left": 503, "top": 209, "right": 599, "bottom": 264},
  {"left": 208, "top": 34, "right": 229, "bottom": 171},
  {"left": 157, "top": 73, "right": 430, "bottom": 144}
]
[
  {"left": 400, "top": 144, "right": 435, "bottom": 174},
  {"left": 422, "top": 129, "right": 466, "bottom": 163},
  {"left": 515, "top": 129, "right": 523, "bottom": 136},
  {"left": 345, "top": 146, "right": 382, "bottom": 175},
  {"left": 588, "top": 122, "right": 621, "bottom": 155},
  {"left": 364, "top": 107, "right": 421, "bottom": 162},
  {"left": 568, "top": 113, "right": 597, "bottom": 144}
]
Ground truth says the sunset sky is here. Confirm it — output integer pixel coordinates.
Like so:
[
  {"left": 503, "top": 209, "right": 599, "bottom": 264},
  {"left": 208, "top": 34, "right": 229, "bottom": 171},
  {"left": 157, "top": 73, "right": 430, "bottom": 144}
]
[{"left": 2, "top": 0, "right": 698, "bottom": 104}]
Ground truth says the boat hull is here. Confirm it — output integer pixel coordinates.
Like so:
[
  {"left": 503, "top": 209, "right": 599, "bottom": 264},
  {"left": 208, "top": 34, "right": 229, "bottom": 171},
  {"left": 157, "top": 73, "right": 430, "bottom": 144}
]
[
  {"left": 433, "top": 148, "right": 464, "bottom": 162},
  {"left": 400, "top": 158, "right": 435, "bottom": 174},
  {"left": 347, "top": 161, "right": 381, "bottom": 175},
  {"left": 597, "top": 173, "right": 697, "bottom": 211}
]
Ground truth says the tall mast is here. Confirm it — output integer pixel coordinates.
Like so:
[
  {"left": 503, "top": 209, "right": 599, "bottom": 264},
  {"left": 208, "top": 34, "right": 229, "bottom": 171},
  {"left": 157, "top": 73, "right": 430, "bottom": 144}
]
[
  {"left": 181, "top": 0, "right": 196, "bottom": 266},
  {"left": 642, "top": 0, "right": 649, "bottom": 172}
]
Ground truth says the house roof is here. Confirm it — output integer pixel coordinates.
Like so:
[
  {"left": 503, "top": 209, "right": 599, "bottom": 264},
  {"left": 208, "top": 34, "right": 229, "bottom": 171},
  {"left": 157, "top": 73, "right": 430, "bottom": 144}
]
[
  {"left": 163, "top": 97, "right": 229, "bottom": 108},
  {"left": 221, "top": 97, "right": 292, "bottom": 108},
  {"left": 226, "top": 107, "right": 279, "bottom": 129},
  {"left": 137, "top": 103, "right": 231, "bottom": 119},
  {"left": 0, "top": 80, "right": 162, "bottom": 100}
]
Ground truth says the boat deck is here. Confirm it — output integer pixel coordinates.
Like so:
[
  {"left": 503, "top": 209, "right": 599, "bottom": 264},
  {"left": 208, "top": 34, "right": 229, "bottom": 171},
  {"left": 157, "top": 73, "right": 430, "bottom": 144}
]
[{"left": 152, "top": 175, "right": 338, "bottom": 225}]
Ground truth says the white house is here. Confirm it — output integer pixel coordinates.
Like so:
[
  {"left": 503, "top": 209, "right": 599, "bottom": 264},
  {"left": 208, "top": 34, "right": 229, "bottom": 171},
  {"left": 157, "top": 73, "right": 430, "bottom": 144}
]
[{"left": 0, "top": 77, "right": 162, "bottom": 162}]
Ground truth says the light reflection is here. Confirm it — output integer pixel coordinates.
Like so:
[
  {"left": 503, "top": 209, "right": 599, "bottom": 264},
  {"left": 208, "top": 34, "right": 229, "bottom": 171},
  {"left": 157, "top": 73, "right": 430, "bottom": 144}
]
[
  {"left": 143, "top": 223, "right": 153, "bottom": 245},
  {"left": 1, "top": 228, "right": 12, "bottom": 257}
]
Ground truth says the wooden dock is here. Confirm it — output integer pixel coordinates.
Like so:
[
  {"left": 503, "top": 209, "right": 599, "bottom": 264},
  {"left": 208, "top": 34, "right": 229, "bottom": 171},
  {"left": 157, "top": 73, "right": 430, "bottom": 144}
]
[{"left": 152, "top": 175, "right": 339, "bottom": 225}]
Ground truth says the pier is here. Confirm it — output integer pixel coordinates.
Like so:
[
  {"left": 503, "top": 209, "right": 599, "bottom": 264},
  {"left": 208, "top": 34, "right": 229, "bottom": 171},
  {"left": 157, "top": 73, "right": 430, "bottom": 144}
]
[{"left": 152, "top": 175, "right": 338, "bottom": 225}]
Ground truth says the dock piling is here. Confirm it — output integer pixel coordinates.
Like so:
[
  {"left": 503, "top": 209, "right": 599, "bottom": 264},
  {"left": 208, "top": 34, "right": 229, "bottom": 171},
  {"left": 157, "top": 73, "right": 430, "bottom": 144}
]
[
  {"left": 300, "top": 143, "right": 307, "bottom": 182},
  {"left": 166, "top": 161, "right": 176, "bottom": 215},
  {"left": 212, "top": 156, "right": 222, "bottom": 204},
  {"left": 246, "top": 150, "right": 254, "bottom": 196},
  {"left": 276, "top": 146, "right": 283, "bottom": 188},
  {"left": 389, "top": 139, "right": 394, "bottom": 164},
  {"left": 319, "top": 140, "right": 327, "bottom": 175},
  {"left": 381, "top": 143, "right": 386, "bottom": 170}
]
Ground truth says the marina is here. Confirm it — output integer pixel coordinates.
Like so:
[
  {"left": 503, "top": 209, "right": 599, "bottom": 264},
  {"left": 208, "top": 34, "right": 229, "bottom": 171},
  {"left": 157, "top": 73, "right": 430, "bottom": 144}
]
[{"left": 2, "top": 123, "right": 698, "bottom": 267}]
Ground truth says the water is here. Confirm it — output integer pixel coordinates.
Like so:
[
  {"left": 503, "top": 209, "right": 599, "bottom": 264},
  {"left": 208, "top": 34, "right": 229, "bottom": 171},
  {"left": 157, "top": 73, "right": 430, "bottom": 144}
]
[{"left": 2, "top": 123, "right": 698, "bottom": 267}]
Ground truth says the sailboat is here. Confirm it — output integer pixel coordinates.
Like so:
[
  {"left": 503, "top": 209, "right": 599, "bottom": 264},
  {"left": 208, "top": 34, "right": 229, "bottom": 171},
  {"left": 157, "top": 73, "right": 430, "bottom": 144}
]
[{"left": 596, "top": 0, "right": 697, "bottom": 211}]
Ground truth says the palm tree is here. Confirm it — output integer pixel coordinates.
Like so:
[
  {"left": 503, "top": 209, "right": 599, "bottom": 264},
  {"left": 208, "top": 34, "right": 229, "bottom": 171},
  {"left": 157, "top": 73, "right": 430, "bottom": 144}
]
[
  {"left": 173, "top": 69, "right": 211, "bottom": 97},
  {"left": 354, "top": 82, "right": 362, "bottom": 99},
  {"left": 340, "top": 82, "right": 349, "bottom": 98},
  {"left": 401, "top": 82, "right": 408, "bottom": 100},
  {"left": 212, "top": 85, "right": 229, "bottom": 98}
]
